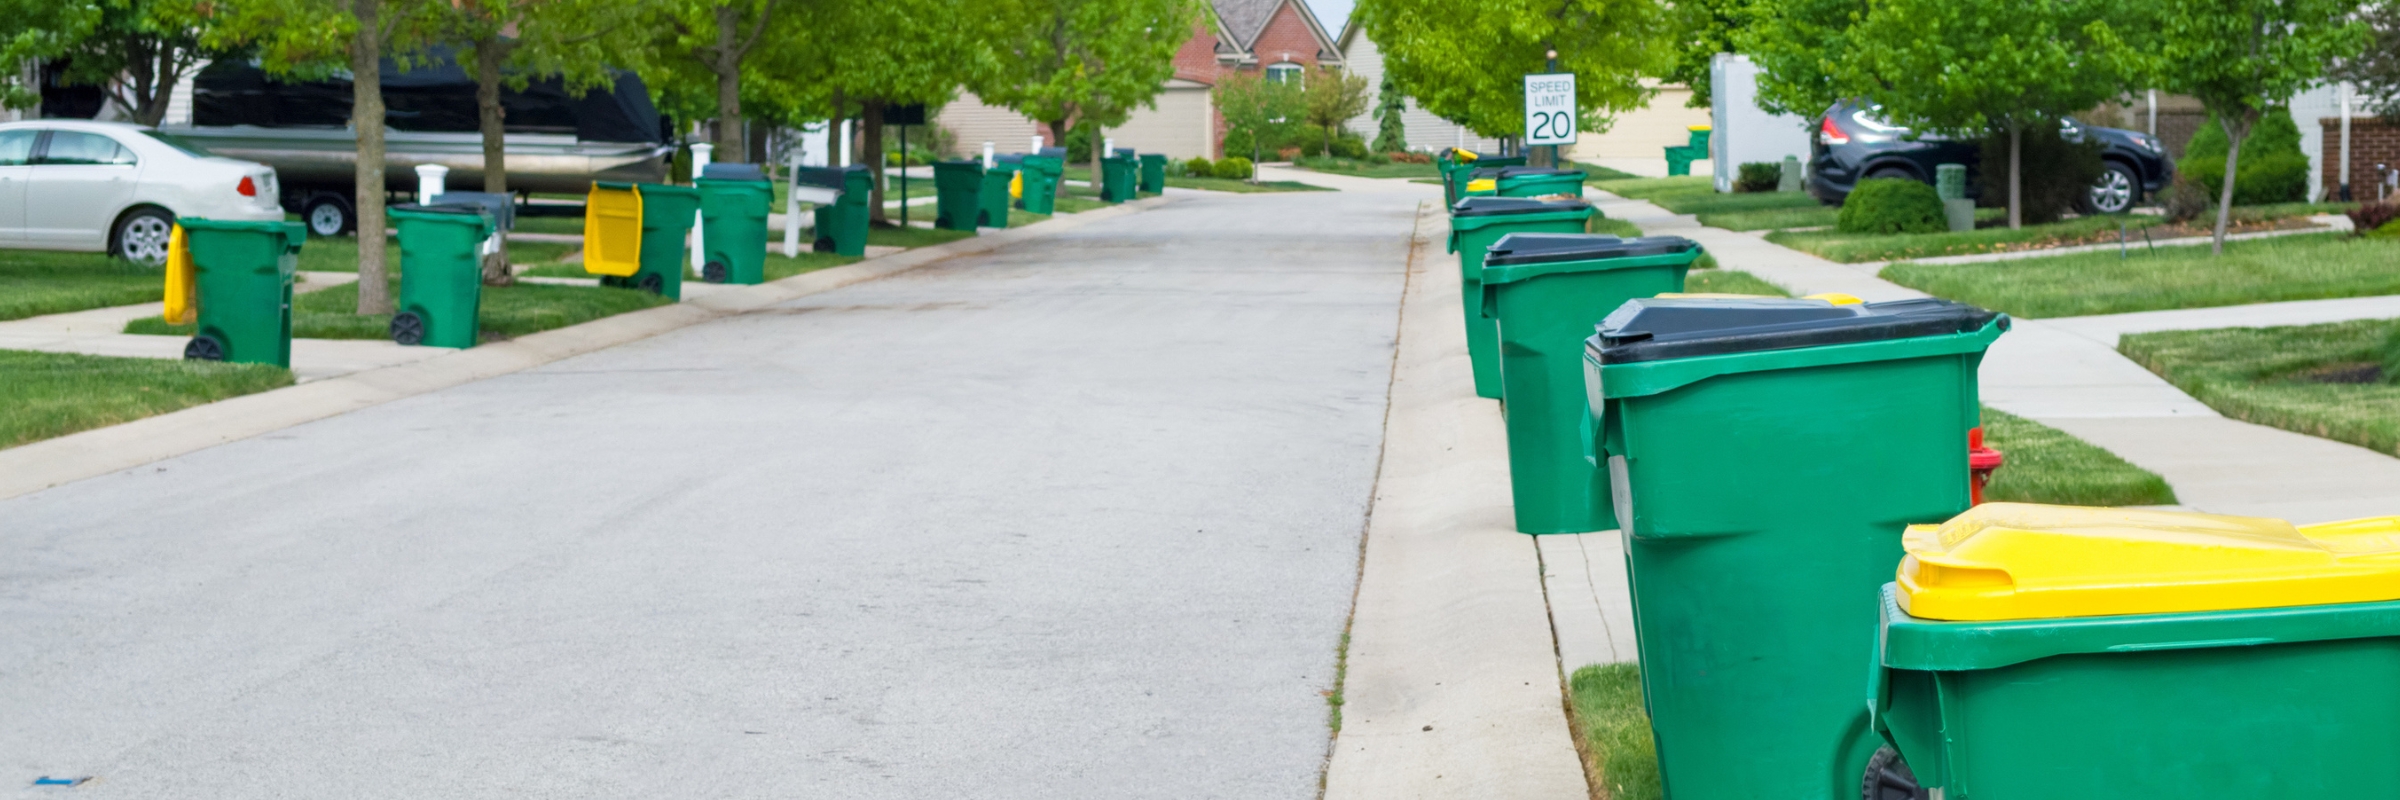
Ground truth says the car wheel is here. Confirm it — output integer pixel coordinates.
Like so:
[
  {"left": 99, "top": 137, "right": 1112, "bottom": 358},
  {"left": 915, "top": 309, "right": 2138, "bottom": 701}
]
[
  {"left": 2084, "top": 163, "right": 2138, "bottom": 214},
  {"left": 303, "top": 195, "right": 354, "bottom": 237},
  {"left": 1865, "top": 167, "right": 1917, "bottom": 183},
  {"left": 183, "top": 334, "right": 226, "bottom": 362},
  {"left": 113, "top": 207, "right": 176, "bottom": 266}
]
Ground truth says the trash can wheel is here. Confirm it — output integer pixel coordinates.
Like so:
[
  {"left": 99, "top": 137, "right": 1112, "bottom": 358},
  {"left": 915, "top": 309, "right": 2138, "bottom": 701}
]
[
  {"left": 977, "top": 209, "right": 990, "bottom": 226},
  {"left": 637, "top": 272, "right": 665, "bottom": 295},
  {"left": 182, "top": 334, "right": 225, "bottom": 362},
  {"left": 703, "top": 260, "right": 728, "bottom": 283},
  {"left": 936, "top": 213, "right": 951, "bottom": 228},
  {"left": 389, "top": 311, "right": 427, "bottom": 345},
  {"left": 1862, "top": 746, "right": 1928, "bottom": 800},
  {"left": 813, "top": 236, "right": 835, "bottom": 253}
]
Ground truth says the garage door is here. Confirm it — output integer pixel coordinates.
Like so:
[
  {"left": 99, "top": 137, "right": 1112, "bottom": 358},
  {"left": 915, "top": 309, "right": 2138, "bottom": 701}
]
[{"left": 1110, "top": 82, "right": 1210, "bottom": 159}]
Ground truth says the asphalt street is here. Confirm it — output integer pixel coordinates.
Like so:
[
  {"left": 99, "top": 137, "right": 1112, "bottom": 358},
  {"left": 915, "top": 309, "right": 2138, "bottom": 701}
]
[{"left": 0, "top": 189, "right": 1416, "bottom": 797}]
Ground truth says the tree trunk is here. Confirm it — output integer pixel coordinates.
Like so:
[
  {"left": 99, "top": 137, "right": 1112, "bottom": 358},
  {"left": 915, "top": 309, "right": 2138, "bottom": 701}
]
[
  {"left": 351, "top": 0, "right": 392, "bottom": 316},
  {"left": 863, "top": 101, "right": 887, "bottom": 223},
  {"left": 1090, "top": 125, "right": 1102, "bottom": 195},
  {"left": 713, "top": 5, "right": 744, "bottom": 159},
  {"left": 2213, "top": 119, "right": 2249, "bottom": 256},
  {"left": 474, "top": 37, "right": 513, "bottom": 286},
  {"left": 2007, "top": 121, "right": 2022, "bottom": 230}
]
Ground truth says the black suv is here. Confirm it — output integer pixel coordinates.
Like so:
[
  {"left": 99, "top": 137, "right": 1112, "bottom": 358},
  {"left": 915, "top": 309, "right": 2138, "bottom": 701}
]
[{"left": 1804, "top": 100, "right": 2174, "bottom": 214}]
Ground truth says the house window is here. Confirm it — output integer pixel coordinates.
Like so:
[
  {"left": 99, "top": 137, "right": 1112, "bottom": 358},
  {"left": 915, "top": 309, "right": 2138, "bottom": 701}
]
[{"left": 1266, "top": 63, "right": 1302, "bottom": 84}]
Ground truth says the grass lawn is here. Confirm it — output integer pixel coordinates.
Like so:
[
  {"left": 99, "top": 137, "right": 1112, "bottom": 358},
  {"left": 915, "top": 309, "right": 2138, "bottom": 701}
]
[
  {"left": 1569, "top": 664, "right": 1660, "bottom": 800},
  {"left": 1, "top": 349, "right": 292, "bottom": 449},
  {"left": 1698, "top": 205, "right": 1841, "bottom": 231},
  {"left": 0, "top": 251, "right": 161, "bottom": 321},
  {"left": 1163, "top": 175, "right": 1331, "bottom": 193},
  {"left": 1593, "top": 176, "right": 1826, "bottom": 228},
  {"left": 1981, "top": 407, "right": 2178, "bottom": 505},
  {"left": 2122, "top": 318, "right": 2400, "bottom": 457},
  {"left": 1770, "top": 204, "right": 2339, "bottom": 264},
  {"left": 1568, "top": 161, "right": 1642, "bottom": 181},
  {"left": 293, "top": 237, "right": 576, "bottom": 272},
  {"left": 1682, "top": 268, "right": 1786, "bottom": 296},
  {"left": 127, "top": 280, "right": 669, "bottom": 341},
  {"left": 1590, "top": 216, "right": 1645, "bottom": 238},
  {"left": 1883, "top": 233, "right": 2400, "bottom": 318},
  {"left": 509, "top": 216, "right": 586, "bottom": 235},
  {"left": 1293, "top": 156, "right": 1440, "bottom": 179}
]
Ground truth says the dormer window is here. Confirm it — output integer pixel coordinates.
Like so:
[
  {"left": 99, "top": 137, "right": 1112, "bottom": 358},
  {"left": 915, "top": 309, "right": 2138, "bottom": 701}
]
[{"left": 1266, "top": 62, "right": 1302, "bottom": 84}]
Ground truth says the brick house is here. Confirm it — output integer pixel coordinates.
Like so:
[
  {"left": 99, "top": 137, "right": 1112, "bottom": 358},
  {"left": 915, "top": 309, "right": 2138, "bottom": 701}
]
[{"left": 935, "top": 0, "right": 1343, "bottom": 160}]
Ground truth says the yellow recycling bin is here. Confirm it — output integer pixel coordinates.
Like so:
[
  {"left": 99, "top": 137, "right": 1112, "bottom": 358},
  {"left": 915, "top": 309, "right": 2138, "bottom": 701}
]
[
  {"left": 1872, "top": 504, "right": 2400, "bottom": 798},
  {"left": 582, "top": 182, "right": 644, "bottom": 278},
  {"left": 162, "top": 224, "right": 195, "bottom": 325}
]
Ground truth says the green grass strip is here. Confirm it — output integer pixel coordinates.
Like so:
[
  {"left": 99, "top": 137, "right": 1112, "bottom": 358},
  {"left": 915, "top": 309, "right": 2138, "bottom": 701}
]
[
  {"left": 1980, "top": 407, "right": 2177, "bottom": 506},
  {"left": 1882, "top": 233, "right": 2400, "bottom": 319},
  {"left": 0, "top": 251, "right": 162, "bottom": 321},
  {"left": 126, "top": 280, "right": 669, "bottom": 342},
  {"left": 0, "top": 349, "right": 292, "bottom": 449},
  {"left": 2122, "top": 318, "right": 2400, "bottom": 457},
  {"left": 1569, "top": 663, "right": 1661, "bottom": 800}
]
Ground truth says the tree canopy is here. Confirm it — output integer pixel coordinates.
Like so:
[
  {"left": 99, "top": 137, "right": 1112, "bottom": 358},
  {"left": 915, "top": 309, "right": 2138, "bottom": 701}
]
[
  {"left": 1357, "top": 0, "right": 1670, "bottom": 139},
  {"left": 974, "top": 0, "right": 1198, "bottom": 146},
  {"left": 0, "top": 0, "right": 215, "bottom": 125}
]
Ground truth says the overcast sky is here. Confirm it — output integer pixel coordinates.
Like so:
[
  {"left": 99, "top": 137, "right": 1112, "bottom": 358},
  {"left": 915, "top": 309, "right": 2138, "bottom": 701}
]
[{"left": 1312, "top": 0, "right": 1355, "bottom": 36}]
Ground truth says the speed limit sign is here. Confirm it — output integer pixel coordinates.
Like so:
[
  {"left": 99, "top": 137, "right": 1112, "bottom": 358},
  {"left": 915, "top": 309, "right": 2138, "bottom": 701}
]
[{"left": 1524, "top": 73, "right": 1577, "bottom": 146}]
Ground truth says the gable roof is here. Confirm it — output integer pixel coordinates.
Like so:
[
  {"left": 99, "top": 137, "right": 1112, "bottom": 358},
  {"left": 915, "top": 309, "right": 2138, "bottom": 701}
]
[{"left": 1211, "top": 0, "right": 1342, "bottom": 61}]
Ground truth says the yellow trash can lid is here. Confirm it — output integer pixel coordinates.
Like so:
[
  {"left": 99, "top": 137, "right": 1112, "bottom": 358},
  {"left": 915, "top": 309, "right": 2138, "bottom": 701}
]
[
  {"left": 1898, "top": 503, "right": 2400, "bottom": 621},
  {"left": 1466, "top": 178, "right": 1497, "bottom": 192}
]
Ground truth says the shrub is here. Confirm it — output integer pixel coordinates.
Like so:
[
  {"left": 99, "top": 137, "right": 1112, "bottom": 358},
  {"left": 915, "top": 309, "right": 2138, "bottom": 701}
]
[
  {"left": 1735, "top": 162, "right": 1782, "bottom": 193},
  {"left": 1182, "top": 156, "right": 1214, "bottom": 178},
  {"left": 1837, "top": 177, "right": 1946, "bottom": 235},
  {"left": 1387, "top": 150, "right": 1431, "bottom": 164},
  {"left": 1277, "top": 146, "right": 1302, "bottom": 161},
  {"left": 2383, "top": 327, "right": 2400, "bottom": 384},
  {"left": 2160, "top": 172, "right": 2212, "bottom": 223},
  {"left": 2350, "top": 202, "right": 2400, "bottom": 236},
  {"left": 1221, "top": 128, "right": 1257, "bottom": 160},
  {"left": 1214, "top": 157, "right": 1254, "bottom": 180},
  {"left": 1330, "top": 134, "right": 1369, "bottom": 159},
  {"left": 2178, "top": 111, "right": 2309, "bottom": 205},
  {"left": 1975, "top": 123, "right": 2104, "bottom": 223}
]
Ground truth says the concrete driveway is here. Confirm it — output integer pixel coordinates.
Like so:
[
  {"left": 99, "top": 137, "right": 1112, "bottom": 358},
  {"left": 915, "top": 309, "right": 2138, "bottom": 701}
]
[{"left": 0, "top": 189, "right": 1416, "bottom": 798}]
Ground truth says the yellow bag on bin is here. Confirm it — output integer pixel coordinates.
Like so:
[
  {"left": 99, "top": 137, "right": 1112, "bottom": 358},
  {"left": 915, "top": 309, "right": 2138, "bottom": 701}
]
[
  {"left": 162, "top": 223, "right": 195, "bottom": 325},
  {"left": 583, "top": 182, "right": 644, "bottom": 277},
  {"left": 1010, "top": 171, "right": 1023, "bottom": 200}
]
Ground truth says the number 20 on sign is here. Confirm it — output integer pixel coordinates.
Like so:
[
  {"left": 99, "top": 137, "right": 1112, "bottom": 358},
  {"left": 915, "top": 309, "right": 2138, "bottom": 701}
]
[{"left": 1523, "top": 73, "right": 1577, "bottom": 146}]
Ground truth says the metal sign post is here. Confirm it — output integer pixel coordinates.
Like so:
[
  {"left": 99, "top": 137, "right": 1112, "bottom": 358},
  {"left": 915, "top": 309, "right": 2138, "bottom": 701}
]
[{"left": 1523, "top": 71, "right": 1577, "bottom": 167}]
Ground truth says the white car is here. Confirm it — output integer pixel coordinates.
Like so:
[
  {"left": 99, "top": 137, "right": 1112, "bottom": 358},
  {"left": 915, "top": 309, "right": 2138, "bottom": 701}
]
[{"left": 0, "top": 120, "right": 284, "bottom": 266}]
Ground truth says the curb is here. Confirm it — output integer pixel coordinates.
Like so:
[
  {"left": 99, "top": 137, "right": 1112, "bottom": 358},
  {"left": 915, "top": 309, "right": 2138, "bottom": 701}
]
[{"left": 0, "top": 196, "right": 1175, "bottom": 501}]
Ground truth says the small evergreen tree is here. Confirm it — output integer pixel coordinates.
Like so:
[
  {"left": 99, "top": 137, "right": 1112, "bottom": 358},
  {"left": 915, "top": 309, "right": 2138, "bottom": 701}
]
[{"left": 1372, "top": 74, "right": 1407, "bottom": 153}]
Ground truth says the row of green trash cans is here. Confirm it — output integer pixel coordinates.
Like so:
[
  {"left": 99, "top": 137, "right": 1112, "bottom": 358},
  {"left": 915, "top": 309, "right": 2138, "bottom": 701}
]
[{"left": 1442, "top": 142, "right": 2400, "bottom": 798}]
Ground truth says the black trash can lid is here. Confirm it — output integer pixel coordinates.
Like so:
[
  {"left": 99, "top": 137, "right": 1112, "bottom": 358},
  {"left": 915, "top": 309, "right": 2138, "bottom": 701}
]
[
  {"left": 391, "top": 202, "right": 487, "bottom": 216},
  {"left": 1450, "top": 196, "right": 1590, "bottom": 217},
  {"left": 1590, "top": 297, "right": 2004, "bottom": 364},
  {"left": 1484, "top": 233, "right": 1696, "bottom": 266},
  {"left": 701, "top": 162, "right": 767, "bottom": 181},
  {"left": 1037, "top": 146, "right": 1067, "bottom": 158},
  {"left": 1496, "top": 166, "right": 1585, "bottom": 178},
  {"left": 794, "top": 165, "right": 864, "bottom": 188}
]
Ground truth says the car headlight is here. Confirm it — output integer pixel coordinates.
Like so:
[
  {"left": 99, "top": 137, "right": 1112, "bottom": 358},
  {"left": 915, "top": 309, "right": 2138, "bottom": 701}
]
[{"left": 2130, "top": 133, "right": 2164, "bottom": 154}]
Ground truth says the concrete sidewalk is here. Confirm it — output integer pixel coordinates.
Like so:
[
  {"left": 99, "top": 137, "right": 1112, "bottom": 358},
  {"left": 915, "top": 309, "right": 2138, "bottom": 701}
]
[
  {"left": 1593, "top": 187, "right": 2400, "bottom": 525},
  {"left": 1257, "top": 163, "right": 1445, "bottom": 195}
]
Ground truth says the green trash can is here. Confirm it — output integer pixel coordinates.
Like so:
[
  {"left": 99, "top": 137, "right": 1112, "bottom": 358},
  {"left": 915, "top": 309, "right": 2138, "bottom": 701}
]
[
  {"left": 1017, "top": 154, "right": 1062, "bottom": 215},
  {"left": 1873, "top": 504, "right": 2400, "bottom": 798},
  {"left": 1495, "top": 166, "right": 1587, "bottom": 198},
  {"left": 1100, "top": 153, "right": 1136, "bottom": 203},
  {"left": 932, "top": 160, "right": 985, "bottom": 232},
  {"left": 1583, "top": 297, "right": 2005, "bottom": 800},
  {"left": 1439, "top": 148, "right": 1525, "bottom": 205},
  {"left": 1480, "top": 234, "right": 1698, "bottom": 534},
  {"left": 178, "top": 218, "right": 303, "bottom": 367},
  {"left": 1447, "top": 197, "right": 1594, "bottom": 400},
  {"left": 980, "top": 157, "right": 1019, "bottom": 228},
  {"left": 696, "top": 163, "right": 774, "bottom": 284},
  {"left": 802, "top": 166, "right": 871, "bottom": 257},
  {"left": 1138, "top": 154, "right": 1166, "bottom": 194},
  {"left": 593, "top": 181, "right": 698, "bottom": 299},
  {"left": 388, "top": 203, "right": 492, "bottom": 348}
]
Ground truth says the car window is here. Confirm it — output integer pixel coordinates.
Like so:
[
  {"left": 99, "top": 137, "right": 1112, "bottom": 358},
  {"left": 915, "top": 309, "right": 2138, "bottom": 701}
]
[
  {"left": 39, "top": 131, "right": 136, "bottom": 166},
  {"left": 0, "top": 130, "right": 34, "bottom": 166},
  {"left": 138, "top": 129, "right": 213, "bottom": 158}
]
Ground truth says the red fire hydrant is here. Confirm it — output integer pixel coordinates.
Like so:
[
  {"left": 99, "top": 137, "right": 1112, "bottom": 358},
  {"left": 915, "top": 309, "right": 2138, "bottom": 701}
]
[{"left": 1968, "top": 427, "right": 2005, "bottom": 505}]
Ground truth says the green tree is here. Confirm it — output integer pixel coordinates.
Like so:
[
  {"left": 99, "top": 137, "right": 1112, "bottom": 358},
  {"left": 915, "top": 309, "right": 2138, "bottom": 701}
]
[
  {"left": 434, "top": 0, "right": 641, "bottom": 284},
  {"left": 2331, "top": 0, "right": 2400, "bottom": 119},
  {"left": 1212, "top": 70, "right": 1303, "bottom": 162},
  {"left": 201, "top": 0, "right": 439, "bottom": 316},
  {"left": 1303, "top": 66, "right": 1372, "bottom": 154},
  {"left": 1357, "top": 0, "right": 1670, "bottom": 139},
  {"left": 1738, "top": 0, "right": 1862, "bottom": 117},
  {"left": 977, "top": 0, "right": 1198, "bottom": 192},
  {"left": 1837, "top": 0, "right": 2138, "bottom": 228},
  {"left": 2134, "top": 0, "right": 2368, "bottom": 252},
  {"left": 0, "top": 0, "right": 215, "bottom": 125},
  {"left": 1371, "top": 74, "right": 1407, "bottom": 153},
  {"left": 1662, "top": 0, "right": 1752, "bottom": 109},
  {"left": 647, "top": 0, "right": 785, "bottom": 158}
]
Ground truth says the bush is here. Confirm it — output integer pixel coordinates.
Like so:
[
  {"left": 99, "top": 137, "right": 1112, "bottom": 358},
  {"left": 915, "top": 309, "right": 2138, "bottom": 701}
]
[
  {"left": 1735, "top": 162, "right": 1782, "bottom": 193},
  {"left": 1276, "top": 146, "right": 1302, "bottom": 161},
  {"left": 1330, "top": 134, "right": 1369, "bottom": 160},
  {"left": 2179, "top": 111, "right": 2308, "bottom": 205},
  {"left": 1385, "top": 150, "right": 1431, "bottom": 164},
  {"left": 1221, "top": 128, "right": 1257, "bottom": 160},
  {"left": 1837, "top": 177, "right": 1946, "bottom": 235},
  {"left": 1213, "top": 157, "right": 1253, "bottom": 180},
  {"left": 2161, "top": 171, "right": 2212, "bottom": 223},
  {"left": 1976, "top": 123, "right": 2104, "bottom": 223},
  {"left": 1182, "top": 156, "right": 1214, "bottom": 178},
  {"left": 2383, "top": 327, "right": 2400, "bottom": 384},
  {"left": 2350, "top": 202, "right": 2400, "bottom": 236}
]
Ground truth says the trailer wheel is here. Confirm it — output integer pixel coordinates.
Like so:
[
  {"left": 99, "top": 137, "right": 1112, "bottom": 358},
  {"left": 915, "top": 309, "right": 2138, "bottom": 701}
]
[{"left": 303, "top": 195, "right": 355, "bottom": 236}]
